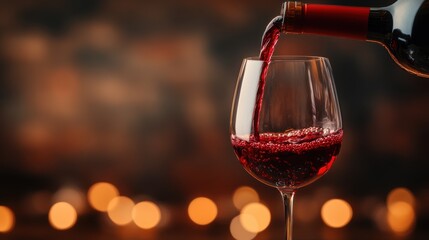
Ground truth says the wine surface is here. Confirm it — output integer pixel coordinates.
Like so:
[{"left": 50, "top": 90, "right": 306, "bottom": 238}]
[{"left": 231, "top": 128, "right": 343, "bottom": 189}]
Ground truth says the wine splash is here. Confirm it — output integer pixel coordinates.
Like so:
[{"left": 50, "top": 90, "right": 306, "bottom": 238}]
[{"left": 253, "top": 16, "right": 283, "bottom": 139}]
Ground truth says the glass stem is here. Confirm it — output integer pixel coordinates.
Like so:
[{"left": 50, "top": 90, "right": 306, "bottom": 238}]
[{"left": 279, "top": 189, "right": 295, "bottom": 240}]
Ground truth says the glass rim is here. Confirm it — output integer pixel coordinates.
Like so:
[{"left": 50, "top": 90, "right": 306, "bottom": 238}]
[{"left": 244, "top": 55, "right": 329, "bottom": 62}]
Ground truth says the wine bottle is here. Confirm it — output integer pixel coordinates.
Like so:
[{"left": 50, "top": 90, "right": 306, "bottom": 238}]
[{"left": 280, "top": 0, "right": 429, "bottom": 78}]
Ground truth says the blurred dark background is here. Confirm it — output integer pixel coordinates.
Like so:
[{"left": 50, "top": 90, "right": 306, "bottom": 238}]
[{"left": 0, "top": 0, "right": 429, "bottom": 239}]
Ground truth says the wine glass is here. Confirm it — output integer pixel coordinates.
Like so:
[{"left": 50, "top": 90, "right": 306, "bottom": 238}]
[{"left": 230, "top": 56, "right": 343, "bottom": 239}]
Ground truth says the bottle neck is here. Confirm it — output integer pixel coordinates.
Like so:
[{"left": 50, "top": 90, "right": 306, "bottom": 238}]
[
  {"left": 282, "top": 2, "right": 384, "bottom": 41},
  {"left": 367, "top": 8, "right": 393, "bottom": 43}
]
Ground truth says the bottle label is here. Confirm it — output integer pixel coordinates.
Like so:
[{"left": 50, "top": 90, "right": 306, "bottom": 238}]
[{"left": 303, "top": 4, "right": 370, "bottom": 39}]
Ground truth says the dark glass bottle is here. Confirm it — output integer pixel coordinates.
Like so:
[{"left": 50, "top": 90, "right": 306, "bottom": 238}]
[{"left": 281, "top": 0, "right": 429, "bottom": 78}]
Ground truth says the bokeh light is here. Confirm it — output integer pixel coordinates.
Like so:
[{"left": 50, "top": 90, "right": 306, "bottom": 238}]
[
  {"left": 188, "top": 197, "right": 218, "bottom": 225},
  {"left": 386, "top": 187, "right": 416, "bottom": 235},
  {"left": 238, "top": 213, "right": 259, "bottom": 233},
  {"left": 132, "top": 201, "right": 161, "bottom": 229},
  {"left": 240, "top": 202, "right": 271, "bottom": 233},
  {"left": 87, "top": 182, "right": 119, "bottom": 212},
  {"left": 53, "top": 186, "right": 86, "bottom": 213},
  {"left": 230, "top": 215, "right": 257, "bottom": 240},
  {"left": 107, "top": 196, "right": 135, "bottom": 226},
  {"left": 387, "top": 187, "right": 415, "bottom": 208},
  {"left": 321, "top": 199, "right": 353, "bottom": 228},
  {"left": 232, "top": 186, "right": 260, "bottom": 210},
  {"left": 387, "top": 201, "right": 415, "bottom": 235},
  {"left": 0, "top": 206, "right": 15, "bottom": 233},
  {"left": 49, "top": 202, "right": 77, "bottom": 230}
]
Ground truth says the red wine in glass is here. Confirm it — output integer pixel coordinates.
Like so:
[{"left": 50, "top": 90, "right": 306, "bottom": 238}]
[
  {"left": 230, "top": 11, "right": 342, "bottom": 239},
  {"left": 231, "top": 128, "right": 343, "bottom": 188}
]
